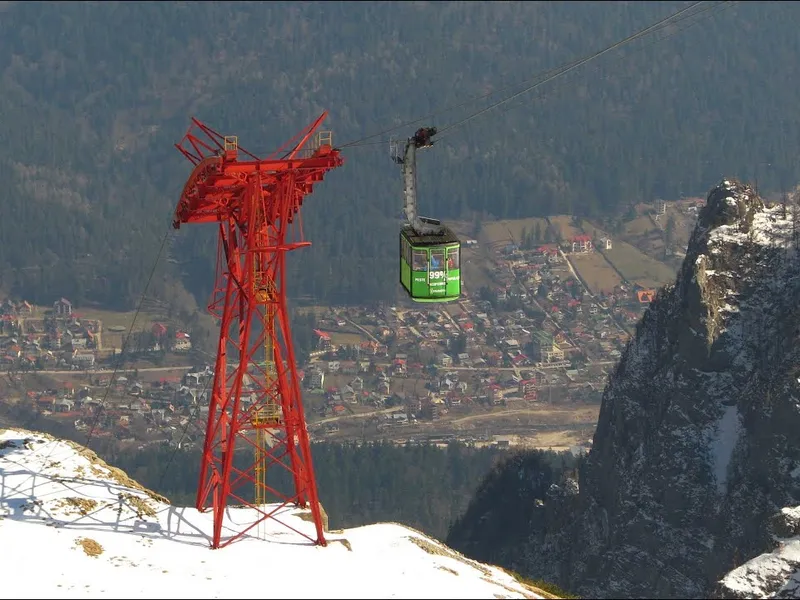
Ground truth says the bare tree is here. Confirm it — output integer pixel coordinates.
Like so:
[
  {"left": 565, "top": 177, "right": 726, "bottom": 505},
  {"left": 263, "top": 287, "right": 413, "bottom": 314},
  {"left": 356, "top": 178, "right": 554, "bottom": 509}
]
[{"left": 792, "top": 191, "right": 800, "bottom": 248}]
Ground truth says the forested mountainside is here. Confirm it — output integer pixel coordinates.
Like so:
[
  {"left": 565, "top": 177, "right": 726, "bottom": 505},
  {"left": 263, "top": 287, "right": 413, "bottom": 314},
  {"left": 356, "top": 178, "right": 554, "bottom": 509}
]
[
  {"left": 109, "top": 440, "right": 580, "bottom": 543},
  {"left": 1, "top": 1, "right": 798, "bottom": 310},
  {"left": 106, "top": 439, "right": 515, "bottom": 542}
]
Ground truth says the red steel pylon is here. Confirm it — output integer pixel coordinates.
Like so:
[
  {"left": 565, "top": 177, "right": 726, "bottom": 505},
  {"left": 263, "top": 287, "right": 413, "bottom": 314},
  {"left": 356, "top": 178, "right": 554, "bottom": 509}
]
[{"left": 172, "top": 112, "right": 344, "bottom": 549}]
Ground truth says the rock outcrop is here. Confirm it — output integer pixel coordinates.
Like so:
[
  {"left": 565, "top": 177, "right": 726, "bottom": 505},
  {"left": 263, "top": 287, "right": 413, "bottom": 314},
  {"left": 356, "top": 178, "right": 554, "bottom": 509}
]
[
  {"left": 451, "top": 180, "right": 800, "bottom": 598},
  {"left": 715, "top": 505, "right": 800, "bottom": 598}
]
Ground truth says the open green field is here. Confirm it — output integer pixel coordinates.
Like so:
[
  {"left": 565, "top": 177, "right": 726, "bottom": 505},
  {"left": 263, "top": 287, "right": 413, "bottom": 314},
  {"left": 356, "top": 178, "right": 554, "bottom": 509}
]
[
  {"left": 72, "top": 306, "right": 161, "bottom": 330},
  {"left": 327, "top": 331, "right": 369, "bottom": 346},
  {"left": 579, "top": 220, "right": 677, "bottom": 289},
  {"left": 547, "top": 215, "right": 583, "bottom": 242},
  {"left": 30, "top": 304, "right": 174, "bottom": 352},
  {"left": 73, "top": 306, "right": 163, "bottom": 351},
  {"left": 480, "top": 217, "right": 550, "bottom": 247},
  {"left": 461, "top": 246, "right": 495, "bottom": 292},
  {"left": 623, "top": 215, "right": 658, "bottom": 237},
  {"left": 465, "top": 214, "right": 679, "bottom": 293},
  {"left": 295, "top": 305, "right": 331, "bottom": 317},
  {"left": 601, "top": 203, "right": 697, "bottom": 267},
  {"left": 603, "top": 239, "right": 676, "bottom": 289},
  {"left": 569, "top": 252, "right": 624, "bottom": 295}
]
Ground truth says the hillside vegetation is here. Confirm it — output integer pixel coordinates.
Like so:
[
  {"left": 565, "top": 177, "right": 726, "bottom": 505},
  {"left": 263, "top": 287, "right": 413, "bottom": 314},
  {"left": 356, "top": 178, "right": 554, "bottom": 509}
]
[{"left": 1, "top": 1, "right": 798, "bottom": 310}]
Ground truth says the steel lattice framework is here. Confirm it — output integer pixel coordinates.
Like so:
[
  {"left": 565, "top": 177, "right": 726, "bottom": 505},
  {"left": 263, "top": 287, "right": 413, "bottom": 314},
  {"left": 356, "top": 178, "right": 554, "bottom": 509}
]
[{"left": 172, "top": 112, "right": 343, "bottom": 549}]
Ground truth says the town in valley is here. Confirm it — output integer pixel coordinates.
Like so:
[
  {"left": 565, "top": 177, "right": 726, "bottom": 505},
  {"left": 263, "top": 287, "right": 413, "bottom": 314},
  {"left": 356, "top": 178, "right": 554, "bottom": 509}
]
[{"left": 0, "top": 198, "right": 704, "bottom": 454}]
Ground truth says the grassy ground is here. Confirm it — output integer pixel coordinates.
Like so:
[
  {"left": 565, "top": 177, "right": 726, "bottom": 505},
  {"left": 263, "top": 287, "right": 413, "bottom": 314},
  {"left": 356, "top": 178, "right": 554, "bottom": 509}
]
[
  {"left": 327, "top": 332, "right": 368, "bottom": 346},
  {"left": 29, "top": 304, "right": 165, "bottom": 352},
  {"left": 448, "top": 405, "right": 599, "bottom": 428},
  {"left": 374, "top": 404, "right": 598, "bottom": 452},
  {"left": 579, "top": 220, "right": 677, "bottom": 289},
  {"left": 603, "top": 239, "right": 676, "bottom": 289},
  {"left": 295, "top": 305, "right": 332, "bottom": 317},
  {"left": 27, "top": 303, "right": 217, "bottom": 357},
  {"left": 523, "top": 429, "right": 593, "bottom": 452},
  {"left": 69, "top": 306, "right": 162, "bottom": 330},
  {"left": 622, "top": 215, "right": 656, "bottom": 237},
  {"left": 461, "top": 248, "right": 495, "bottom": 292},
  {"left": 29, "top": 304, "right": 161, "bottom": 329},
  {"left": 454, "top": 225, "right": 498, "bottom": 292},
  {"left": 569, "top": 253, "right": 623, "bottom": 295},
  {"left": 481, "top": 217, "right": 550, "bottom": 247},
  {"left": 547, "top": 215, "right": 583, "bottom": 241}
]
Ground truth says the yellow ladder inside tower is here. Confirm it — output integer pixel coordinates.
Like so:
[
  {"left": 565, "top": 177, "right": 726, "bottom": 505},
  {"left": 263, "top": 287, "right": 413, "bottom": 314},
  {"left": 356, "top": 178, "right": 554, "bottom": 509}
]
[
  {"left": 251, "top": 203, "right": 283, "bottom": 509},
  {"left": 253, "top": 274, "right": 282, "bottom": 507}
]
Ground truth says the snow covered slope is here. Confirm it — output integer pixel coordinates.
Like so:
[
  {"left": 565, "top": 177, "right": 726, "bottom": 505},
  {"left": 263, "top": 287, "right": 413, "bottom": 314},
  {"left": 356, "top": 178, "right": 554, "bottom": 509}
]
[
  {"left": 0, "top": 428, "right": 545, "bottom": 599},
  {"left": 716, "top": 506, "right": 800, "bottom": 598}
]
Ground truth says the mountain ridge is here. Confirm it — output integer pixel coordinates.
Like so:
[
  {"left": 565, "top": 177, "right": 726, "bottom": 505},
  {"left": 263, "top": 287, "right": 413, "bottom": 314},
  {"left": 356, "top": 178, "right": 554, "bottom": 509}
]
[{"left": 448, "top": 179, "right": 800, "bottom": 598}]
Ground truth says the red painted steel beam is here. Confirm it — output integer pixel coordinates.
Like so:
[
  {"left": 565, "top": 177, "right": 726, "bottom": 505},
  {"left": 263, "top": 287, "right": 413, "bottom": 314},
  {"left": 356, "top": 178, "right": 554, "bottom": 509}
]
[{"left": 173, "top": 112, "right": 343, "bottom": 549}]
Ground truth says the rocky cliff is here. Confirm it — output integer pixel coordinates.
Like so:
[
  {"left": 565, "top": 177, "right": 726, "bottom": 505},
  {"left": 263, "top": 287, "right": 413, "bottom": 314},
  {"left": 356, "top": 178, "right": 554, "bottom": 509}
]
[{"left": 450, "top": 180, "right": 800, "bottom": 598}]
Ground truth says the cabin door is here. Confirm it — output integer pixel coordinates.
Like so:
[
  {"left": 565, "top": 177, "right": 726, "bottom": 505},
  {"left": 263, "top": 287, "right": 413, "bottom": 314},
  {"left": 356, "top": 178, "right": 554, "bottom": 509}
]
[{"left": 428, "top": 249, "right": 446, "bottom": 296}]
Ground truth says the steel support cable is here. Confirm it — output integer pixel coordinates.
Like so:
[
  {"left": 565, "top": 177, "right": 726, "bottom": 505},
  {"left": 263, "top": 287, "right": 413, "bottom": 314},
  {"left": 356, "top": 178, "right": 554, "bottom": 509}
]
[
  {"left": 19, "top": 227, "right": 172, "bottom": 486},
  {"left": 337, "top": 62, "right": 573, "bottom": 149},
  {"left": 436, "top": 1, "right": 733, "bottom": 139},
  {"left": 337, "top": 0, "right": 715, "bottom": 149},
  {"left": 156, "top": 374, "right": 211, "bottom": 490},
  {"left": 82, "top": 228, "right": 173, "bottom": 451},
  {"left": 483, "top": 0, "right": 739, "bottom": 125}
]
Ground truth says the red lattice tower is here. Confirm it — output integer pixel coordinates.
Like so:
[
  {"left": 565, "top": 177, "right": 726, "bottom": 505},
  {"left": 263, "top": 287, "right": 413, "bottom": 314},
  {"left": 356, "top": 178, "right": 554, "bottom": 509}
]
[{"left": 172, "top": 112, "right": 343, "bottom": 549}]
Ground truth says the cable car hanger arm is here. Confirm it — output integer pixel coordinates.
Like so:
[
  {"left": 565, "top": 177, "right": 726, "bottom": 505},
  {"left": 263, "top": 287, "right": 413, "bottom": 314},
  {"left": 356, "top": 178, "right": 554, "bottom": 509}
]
[{"left": 394, "top": 127, "right": 444, "bottom": 236}]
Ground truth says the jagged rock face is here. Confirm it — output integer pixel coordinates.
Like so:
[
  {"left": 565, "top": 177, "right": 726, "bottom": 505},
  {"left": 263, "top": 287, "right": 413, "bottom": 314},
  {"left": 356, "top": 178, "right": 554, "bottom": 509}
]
[{"left": 537, "top": 181, "right": 800, "bottom": 598}]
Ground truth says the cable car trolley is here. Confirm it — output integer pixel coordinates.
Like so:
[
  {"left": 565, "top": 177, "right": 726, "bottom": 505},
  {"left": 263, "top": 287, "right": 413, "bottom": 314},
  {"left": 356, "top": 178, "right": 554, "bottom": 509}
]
[{"left": 391, "top": 127, "right": 461, "bottom": 303}]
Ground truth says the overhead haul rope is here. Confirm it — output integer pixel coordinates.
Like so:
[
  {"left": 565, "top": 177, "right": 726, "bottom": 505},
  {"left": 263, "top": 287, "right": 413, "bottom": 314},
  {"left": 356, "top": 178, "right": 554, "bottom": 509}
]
[
  {"left": 335, "top": 60, "right": 573, "bottom": 149},
  {"left": 336, "top": 0, "right": 732, "bottom": 149},
  {"left": 436, "top": 0, "right": 735, "bottom": 138},
  {"left": 15, "top": 0, "right": 747, "bottom": 484},
  {"left": 21, "top": 226, "right": 172, "bottom": 486},
  {"left": 491, "top": 0, "right": 739, "bottom": 120},
  {"left": 156, "top": 373, "right": 210, "bottom": 490},
  {"left": 81, "top": 228, "right": 172, "bottom": 451},
  {"left": 176, "top": 2, "right": 735, "bottom": 158}
]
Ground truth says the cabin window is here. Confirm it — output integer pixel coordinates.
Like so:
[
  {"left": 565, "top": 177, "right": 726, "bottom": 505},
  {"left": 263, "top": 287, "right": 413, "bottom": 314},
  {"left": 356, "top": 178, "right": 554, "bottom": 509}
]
[
  {"left": 429, "top": 249, "right": 445, "bottom": 271},
  {"left": 447, "top": 247, "right": 460, "bottom": 270},
  {"left": 413, "top": 250, "right": 428, "bottom": 271},
  {"left": 401, "top": 237, "right": 411, "bottom": 266}
]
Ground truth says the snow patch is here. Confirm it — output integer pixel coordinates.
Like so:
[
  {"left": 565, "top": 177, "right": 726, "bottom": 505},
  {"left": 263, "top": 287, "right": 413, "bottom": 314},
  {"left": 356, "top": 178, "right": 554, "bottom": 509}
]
[
  {"left": 708, "top": 405, "right": 742, "bottom": 493},
  {"left": 709, "top": 203, "right": 795, "bottom": 249},
  {"left": 720, "top": 539, "right": 800, "bottom": 598}
]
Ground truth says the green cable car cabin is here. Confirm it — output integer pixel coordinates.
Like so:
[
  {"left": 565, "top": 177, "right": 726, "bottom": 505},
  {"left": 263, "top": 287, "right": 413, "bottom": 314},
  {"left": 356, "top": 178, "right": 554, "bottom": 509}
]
[
  {"left": 392, "top": 127, "right": 462, "bottom": 303},
  {"left": 399, "top": 221, "right": 461, "bottom": 303}
]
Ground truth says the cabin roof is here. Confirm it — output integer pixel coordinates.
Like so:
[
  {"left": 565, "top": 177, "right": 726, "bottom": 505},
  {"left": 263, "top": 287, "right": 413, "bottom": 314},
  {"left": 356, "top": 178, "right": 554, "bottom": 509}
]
[{"left": 401, "top": 225, "right": 460, "bottom": 246}]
